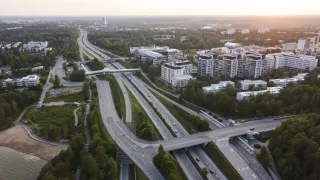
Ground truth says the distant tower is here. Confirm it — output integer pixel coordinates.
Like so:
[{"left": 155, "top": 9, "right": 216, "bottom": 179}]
[{"left": 103, "top": 17, "right": 107, "bottom": 25}]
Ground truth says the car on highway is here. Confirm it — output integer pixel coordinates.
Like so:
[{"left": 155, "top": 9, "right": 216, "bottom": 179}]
[
  {"left": 174, "top": 129, "right": 178, "bottom": 133},
  {"left": 195, "top": 157, "right": 200, "bottom": 162},
  {"left": 172, "top": 123, "right": 176, "bottom": 126},
  {"left": 209, "top": 169, "right": 215, "bottom": 174},
  {"left": 250, "top": 128, "right": 255, "bottom": 131}
]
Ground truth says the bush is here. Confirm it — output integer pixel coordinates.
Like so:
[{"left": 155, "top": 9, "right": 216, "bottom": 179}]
[
  {"left": 69, "top": 70, "right": 85, "bottom": 82},
  {"left": 254, "top": 144, "right": 261, "bottom": 149}
]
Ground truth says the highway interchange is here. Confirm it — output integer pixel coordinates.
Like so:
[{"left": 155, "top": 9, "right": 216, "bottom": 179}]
[{"left": 78, "top": 28, "right": 280, "bottom": 180}]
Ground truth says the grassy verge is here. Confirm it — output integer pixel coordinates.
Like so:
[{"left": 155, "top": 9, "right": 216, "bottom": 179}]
[
  {"left": 118, "top": 60, "right": 138, "bottom": 69},
  {"left": 127, "top": 86, "right": 162, "bottom": 140},
  {"left": 45, "top": 92, "right": 84, "bottom": 103},
  {"left": 186, "top": 151, "right": 208, "bottom": 180},
  {"left": 135, "top": 165, "right": 149, "bottom": 180},
  {"left": 125, "top": 76, "right": 176, "bottom": 137},
  {"left": 98, "top": 74, "right": 126, "bottom": 121},
  {"left": 139, "top": 75, "right": 204, "bottom": 113},
  {"left": 23, "top": 105, "right": 79, "bottom": 142},
  {"left": 152, "top": 92, "right": 210, "bottom": 133},
  {"left": 204, "top": 142, "right": 242, "bottom": 180}
]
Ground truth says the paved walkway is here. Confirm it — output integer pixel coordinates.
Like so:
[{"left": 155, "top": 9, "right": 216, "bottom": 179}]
[{"left": 74, "top": 107, "right": 80, "bottom": 126}]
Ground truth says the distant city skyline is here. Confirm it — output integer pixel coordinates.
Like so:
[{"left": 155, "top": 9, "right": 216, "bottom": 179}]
[{"left": 0, "top": 0, "right": 318, "bottom": 16}]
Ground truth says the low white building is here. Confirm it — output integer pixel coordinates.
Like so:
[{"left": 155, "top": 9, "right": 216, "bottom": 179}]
[
  {"left": 2, "top": 78, "right": 14, "bottom": 88},
  {"left": 32, "top": 66, "right": 44, "bottom": 72},
  {"left": 21, "top": 41, "right": 48, "bottom": 53},
  {"left": 203, "top": 81, "right": 235, "bottom": 93},
  {"left": 258, "top": 28, "right": 270, "bottom": 34},
  {"left": 20, "top": 75, "right": 40, "bottom": 87},
  {"left": 241, "top": 29, "right": 250, "bottom": 35},
  {"left": 269, "top": 73, "right": 308, "bottom": 87},
  {"left": 172, "top": 75, "right": 194, "bottom": 88},
  {"left": 240, "top": 80, "right": 267, "bottom": 91},
  {"left": 236, "top": 87, "right": 283, "bottom": 100}
]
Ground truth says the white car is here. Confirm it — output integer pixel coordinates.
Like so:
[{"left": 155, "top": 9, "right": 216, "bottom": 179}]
[{"left": 173, "top": 123, "right": 176, "bottom": 126}]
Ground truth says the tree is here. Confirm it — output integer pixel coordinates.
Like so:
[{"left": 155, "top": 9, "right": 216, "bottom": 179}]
[
  {"left": 80, "top": 154, "right": 98, "bottom": 178},
  {"left": 69, "top": 70, "right": 85, "bottom": 82},
  {"left": 53, "top": 162, "right": 68, "bottom": 178},
  {"left": 83, "top": 82, "right": 90, "bottom": 101},
  {"left": 53, "top": 75, "right": 60, "bottom": 88}
]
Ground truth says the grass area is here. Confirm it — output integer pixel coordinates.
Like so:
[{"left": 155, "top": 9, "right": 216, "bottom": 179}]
[
  {"left": 23, "top": 105, "right": 79, "bottom": 142},
  {"left": 45, "top": 92, "right": 84, "bottom": 103},
  {"left": 135, "top": 166, "right": 149, "bottom": 180},
  {"left": 125, "top": 76, "right": 176, "bottom": 137},
  {"left": 153, "top": 78, "right": 179, "bottom": 94},
  {"left": 126, "top": 86, "right": 162, "bottom": 140},
  {"left": 139, "top": 75, "right": 204, "bottom": 113},
  {"left": 118, "top": 60, "right": 138, "bottom": 69},
  {"left": 152, "top": 92, "right": 199, "bottom": 134},
  {"left": 204, "top": 142, "right": 242, "bottom": 180},
  {"left": 187, "top": 151, "right": 208, "bottom": 180},
  {"left": 98, "top": 74, "right": 126, "bottom": 121}
]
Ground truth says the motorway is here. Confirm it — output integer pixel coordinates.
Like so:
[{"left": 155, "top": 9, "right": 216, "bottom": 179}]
[
  {"left": 79, "top": 28, "right": 280, "bottom": 179},
  {"left": 79, "top": 29, "right": 203, "bottom": 180}
]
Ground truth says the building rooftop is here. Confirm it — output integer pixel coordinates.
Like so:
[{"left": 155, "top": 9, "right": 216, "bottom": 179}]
[
  {"left": 172, "top": 75, "right": 193, "bottom": 80},
  {"left": 139, "top": 50, "right": 164, "bottom": 58},
  {"left": 240, "top": 80, "right": 267, "bottom": 85}
]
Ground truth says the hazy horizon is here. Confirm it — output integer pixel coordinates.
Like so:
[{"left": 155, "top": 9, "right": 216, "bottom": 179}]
[{"left": 0, "top": 0, "right": 318, "bottom": 16}]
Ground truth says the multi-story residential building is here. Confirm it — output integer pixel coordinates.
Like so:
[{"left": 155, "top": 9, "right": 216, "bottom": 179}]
[
  {"left": 241, "top": 29, "right": 250, "bottom": 35},
  {"left": 20, "top": 75, "right": 40, "bottom": 87},
  {"left": 137, "top": 50, "right": 167, "bottom": 65},
  {"left": 269, "top": 73, "right": 308, "bottom": 87},
  {"left": 258, "top": 28, "right": 270, "bottom": 34},
  {"left": 172, "top": 75, "right": 194, "bottom": 88},
  {"left": 21, "top": 41, "right": 48, "bottom": 53},
  {"left": 2, "top": 75, "right": 40, "bottom": 88},
  {"left": 161, "top": 60, "right": 193, "bottom": 87},
  {"left": 240, "top": 80, "right": 267, "bottom": 91},
  {"left": 219, "top": 54, "right": 239, "bottom": 78},
  {"left": 197, "top": 53, "right": 219, "bottom": 77},
  {"left": 265, "top": 52, "right": 318, "bottom": 71},
  {"left": 202, "top": 81, "right": 235, "bottom": 93},
  {"left": 236, "top": 86, "right": 283, "bottom": 100},
  {"left": 32, "top": 66, "right": 44, "bottom": 72},
  {"left": 244, "top": 54, "right": 264, "bottom": 78}
]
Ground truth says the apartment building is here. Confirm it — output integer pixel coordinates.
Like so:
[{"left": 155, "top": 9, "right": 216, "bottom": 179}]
[
  {"left": 202, "top": 81, "right": 235, "bottom": 93},
  {"left": 236, "top": 87, "right": 283, "bottom": 100},
  {"left": 219, "top": 54, "right": 239, "bottom": 78},
  {"left": 2, "top": 75, "right": 40, "bottom": 88},
  {"left": 240, "top": 80, "right": 267, "bottom": 91},
  {"left": 21, "top": 41, "right": 48, "bottom": 52},
  {"left": 161, "top": 60, "right": 193, "bottom": 87},
  {"left": 244, "top": 54, "right": 264, "bottom": 79},
  {"left": 269, "top": 73, "right": 308, "bottom": 87},
  {"left": 197, "top": 53, "right": 219, "bottom": 77},
  {"left": 266, "top": 52, "right": 318, "bottom": 71},
  {"left": 137, "top": 50, "right": 167, "bottom": 64}
]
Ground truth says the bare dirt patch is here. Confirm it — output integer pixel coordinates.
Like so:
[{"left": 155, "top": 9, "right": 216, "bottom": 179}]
[{"left": 0, "top": 125, "right": 68, "bottom": 160}]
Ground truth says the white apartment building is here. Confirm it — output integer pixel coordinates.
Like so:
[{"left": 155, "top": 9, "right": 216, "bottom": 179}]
[
  {"left": 220, "top": 54, "right": 239, "bottom": 78},
  {"left": 241, "top": 29, "right": 250, "bottom": 35},
  {"left": 197, "top": 53, "right": 220, "bottom": 77},
  {"left": 20, "top": 75, "right": 40, "bottom": 87},
  {"left": 137, "top": 50, "right": 167, "bottom": 65},
  {"left": 226, "top": 28, "right": 236, "bottom": 35},
  {"left": 21, "top": 41, "right": 48, "bottom": 52},
  {"left": 161, "top": 61, "right": 193, "bottom": 87},
  {"left": 258, "top": 28, "right": 270, "bottom": 34},
  {"left": 244, "top": 54, "right": 264, "bottom": 79},
  {"left": 269, "top": 73, "right": 308, "bottom": 87},
  {"left": 266, "top": 52, "right": 318, "bottom": 71},
  {"left": 32, "top": 66, "right": 44, "bottom": 72},
  {"left": 240, "top": 80, "right": 267, "bottom": 91},
  {"left": 172, "top": 75, "right": 194, "bottom": 88},
  {"left": 236, "top": 87, "right": 283, "bottom": 100},
  {"left": 2, "top": 75, "right": 40, "bottom": 88},
  {"left": 202, "top": 81, "right": 235, "bottom": 93}
]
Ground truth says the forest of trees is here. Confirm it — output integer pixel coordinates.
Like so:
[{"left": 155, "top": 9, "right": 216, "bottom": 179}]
[
  {"left": 69, "top": 70, "right": 86, "bottom": 82},
  {"left": 0, "top": 91, "right": 40, "bottom": 130},
  {"left": 0, "top": 24, "right": 80, "bottom": 62},
  {"left": 268, "top": 114, "right": 320, "bottom": 180},
  {"left": 181, "top": 68, "right": 320, "bottom": 119},
  {"left": 87, "top": 58, "right": 105, "bottom": 71},
  {"left": 154, "top": 145, "right": 183, "bottom": 180},
  {"left": 38, "top": 86, "right": 118, "bottom": 180}
]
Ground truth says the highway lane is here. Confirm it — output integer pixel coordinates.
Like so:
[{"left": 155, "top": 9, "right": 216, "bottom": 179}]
[
  {"left": 79, "top": 27, "right": 278, "bottom": 179},
  {"left": 80, "top": 29, "right": 203, "bottom": 180},
  {"left": 114, "top": 62, "right": 226, "bottom": 180},
  {"left": 97, "top": 80, "right": 164, "bottom": 180}
]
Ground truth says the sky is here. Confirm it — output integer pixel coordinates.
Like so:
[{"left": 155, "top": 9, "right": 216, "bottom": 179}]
[{"left": 0, "top": 0, "right": 318, "bottom": 16}]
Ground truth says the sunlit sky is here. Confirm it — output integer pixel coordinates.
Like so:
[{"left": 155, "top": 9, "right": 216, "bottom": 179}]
[{"left": 0, "top": 0, "right": 318, "bottom": 16}]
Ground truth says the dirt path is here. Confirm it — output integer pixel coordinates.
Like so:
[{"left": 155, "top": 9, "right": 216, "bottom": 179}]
[{"left": 0, "top": 125, "right": 68, "bottom": 160}]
